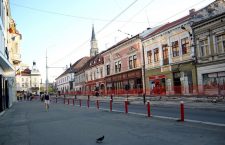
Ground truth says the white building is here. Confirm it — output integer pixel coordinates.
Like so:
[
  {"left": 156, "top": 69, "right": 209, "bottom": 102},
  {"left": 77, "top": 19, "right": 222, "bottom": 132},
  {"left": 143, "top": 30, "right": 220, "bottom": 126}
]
[
  {"left": 16, "top": 62, "right": 41, "bottom": 94},
  {"left": 0, "top": 0, "right": 16, "bottom": 111},
  {"left": 55, "top": 67, "right": 73, "bottom": 95}
]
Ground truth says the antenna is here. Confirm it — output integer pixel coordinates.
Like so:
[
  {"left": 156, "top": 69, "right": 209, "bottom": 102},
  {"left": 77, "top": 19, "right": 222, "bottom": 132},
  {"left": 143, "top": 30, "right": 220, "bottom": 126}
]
[{"left": 118, "top": 29, "right": 133, "bottom": 37}]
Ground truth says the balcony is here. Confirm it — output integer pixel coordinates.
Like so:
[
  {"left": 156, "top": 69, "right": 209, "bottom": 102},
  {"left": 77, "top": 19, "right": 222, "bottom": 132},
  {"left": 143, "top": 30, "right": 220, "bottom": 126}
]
[{"left": 12, "top": 54, "right": 21, "bottom": 65}]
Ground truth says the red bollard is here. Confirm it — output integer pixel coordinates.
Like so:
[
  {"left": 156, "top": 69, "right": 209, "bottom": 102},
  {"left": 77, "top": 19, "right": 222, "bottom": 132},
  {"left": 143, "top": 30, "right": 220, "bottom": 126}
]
[
  {"left": 147, "top": 101, "right": 151, "bottom": 117},
  {"left": 96, "top": 100, "right": 99, "bottom": 109},
  {"left": 73, "top": 98, "right": 75, "bottom": 106},
  {"left": 79, "top": 99, "right": 82, "bottom": 107},
  {"left": 124, "top": 99, "right": 128, "bottom": 114},
  {"left": 87, "top": 99, "right": 90, "bottom": 108},
  {"left": 110, "top": 99, "right": 112, "bottom": 112},
  {"left": 68, "top": 98, "right": 70, "bottom": 105},
  {"left": 180, "top": 101, "right": 184, "bottom": 121}
]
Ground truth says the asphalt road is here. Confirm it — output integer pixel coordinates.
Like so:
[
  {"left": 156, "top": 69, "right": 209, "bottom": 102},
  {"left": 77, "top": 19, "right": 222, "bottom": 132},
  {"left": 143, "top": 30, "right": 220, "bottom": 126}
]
[
  {"left": 0, "top": 100, "right": 225, "bottom": 145},
  {"left": 54, "top": 97, "right": 225, "bottom": 125}
]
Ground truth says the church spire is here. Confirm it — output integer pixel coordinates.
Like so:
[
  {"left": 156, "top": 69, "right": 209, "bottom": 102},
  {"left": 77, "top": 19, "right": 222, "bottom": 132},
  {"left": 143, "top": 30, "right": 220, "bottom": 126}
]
[
  {"left": 90, "top": 24, "right": 98, "bottom": 57},
  {"left": 91, "top": 24, "right": 96, "bottom": 41}
]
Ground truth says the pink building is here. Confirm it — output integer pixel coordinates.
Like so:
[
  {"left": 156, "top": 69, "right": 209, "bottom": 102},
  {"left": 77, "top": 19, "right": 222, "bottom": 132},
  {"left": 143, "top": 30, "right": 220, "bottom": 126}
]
[{"left": 101, "top": 35, "right": 144, "bottom": 96}]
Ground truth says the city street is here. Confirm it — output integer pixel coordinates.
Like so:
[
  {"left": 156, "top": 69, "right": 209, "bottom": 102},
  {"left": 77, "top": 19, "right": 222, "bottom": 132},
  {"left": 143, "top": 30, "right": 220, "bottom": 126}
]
[
  {"left": 54, "top": 96, "right": 225, "bottom": 125},
  {"left": 0, "top": 100, "right": 225, "bottom": 145}
]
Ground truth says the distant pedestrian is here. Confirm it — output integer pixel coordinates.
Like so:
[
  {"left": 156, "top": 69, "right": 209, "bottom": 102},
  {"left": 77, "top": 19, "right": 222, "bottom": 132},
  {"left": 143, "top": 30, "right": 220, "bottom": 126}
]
[{"left": 44, "top": 92, "right": 50, "bottom": 111}]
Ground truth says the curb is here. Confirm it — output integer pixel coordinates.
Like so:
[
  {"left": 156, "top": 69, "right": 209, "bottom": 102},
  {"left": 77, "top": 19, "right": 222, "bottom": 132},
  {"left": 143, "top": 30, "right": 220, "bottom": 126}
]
[
  {"left": 58, "top": 100, "right": 225, "bottom": 127},
  {"left": 0, "top": 111, "right": 5, "bottom": 117},
  {"left": 98, "top": 108, "right": 225, "bottom": 127}
]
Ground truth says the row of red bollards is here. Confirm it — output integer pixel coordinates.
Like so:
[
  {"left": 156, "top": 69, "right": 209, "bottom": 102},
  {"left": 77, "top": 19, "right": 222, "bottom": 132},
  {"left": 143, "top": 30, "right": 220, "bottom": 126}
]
[{"left": 58, "top": 96, "right": 185, "bottom": 122}]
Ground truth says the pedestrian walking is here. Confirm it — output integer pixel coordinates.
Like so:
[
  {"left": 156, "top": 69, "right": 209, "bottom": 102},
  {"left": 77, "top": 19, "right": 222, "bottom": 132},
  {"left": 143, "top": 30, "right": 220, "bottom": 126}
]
[{"left": 44, "top": 92, "right": 50, "bottom": 111}]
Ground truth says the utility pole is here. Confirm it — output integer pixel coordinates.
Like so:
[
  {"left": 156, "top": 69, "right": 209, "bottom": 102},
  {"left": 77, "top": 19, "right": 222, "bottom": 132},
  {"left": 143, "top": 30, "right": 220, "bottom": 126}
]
[{"left": 46, "top": 48, "right": 48, "bottom": 94}]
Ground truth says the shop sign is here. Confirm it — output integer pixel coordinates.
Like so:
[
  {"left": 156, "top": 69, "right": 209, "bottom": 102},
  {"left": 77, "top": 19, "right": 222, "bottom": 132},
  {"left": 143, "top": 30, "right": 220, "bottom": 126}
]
[
  {"left": 208, "top": 73, "right": 217, "bottom": 78},
  {"left": 161, "top": 65, "right": 171, "bottom": 72},
  {"left": 218, "top": 72, "right": 225, "bottom": 77},
  {"left": 149, "top": 75, "right": 166, "bottom": 80}
]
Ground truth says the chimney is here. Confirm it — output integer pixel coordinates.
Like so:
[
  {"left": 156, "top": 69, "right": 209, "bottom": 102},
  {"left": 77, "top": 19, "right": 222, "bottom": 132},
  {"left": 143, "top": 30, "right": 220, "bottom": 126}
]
[{"left": 189, "top": 9, "right": 195, "bottom": 17}]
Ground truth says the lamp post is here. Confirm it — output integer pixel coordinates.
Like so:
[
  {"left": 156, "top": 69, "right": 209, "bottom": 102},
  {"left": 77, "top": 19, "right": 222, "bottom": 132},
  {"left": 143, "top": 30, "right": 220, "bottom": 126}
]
[{"left": 46, "top": 49, "right": 49, "bottom": 94}]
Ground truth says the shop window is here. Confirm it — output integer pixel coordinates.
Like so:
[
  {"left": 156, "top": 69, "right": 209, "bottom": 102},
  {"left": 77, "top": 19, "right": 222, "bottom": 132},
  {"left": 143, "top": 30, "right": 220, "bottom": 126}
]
[
  {"left": 181, "top": 37, "right": 189, "bottom": 54},
  {"left": 147, "top": 50, "right": 152, "bottom": 64},
  {"left": 154, "top": 48, "right": 159, "bottom": 62},
  {"left": 216, "top": 34, "right": 225, "bottom": 53},
  {"left": 172, "top": 41, "right": 179, "bottom": 57}
]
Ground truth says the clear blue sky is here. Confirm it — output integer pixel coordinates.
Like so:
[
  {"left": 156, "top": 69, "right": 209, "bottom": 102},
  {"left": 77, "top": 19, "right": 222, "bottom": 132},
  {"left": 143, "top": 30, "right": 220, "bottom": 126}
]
[{"left": 10, "top": 0, "right": 214, "bottom": 82}]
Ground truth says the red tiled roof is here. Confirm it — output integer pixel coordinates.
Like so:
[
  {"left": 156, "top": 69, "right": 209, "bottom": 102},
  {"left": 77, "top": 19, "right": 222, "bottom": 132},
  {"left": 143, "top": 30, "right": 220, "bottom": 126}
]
[
  {"left": 55, "top": 56, "right": 90, "bottom": 80},
  {"left": 144, "top": 15, "right": 191, "bottom": 40}
]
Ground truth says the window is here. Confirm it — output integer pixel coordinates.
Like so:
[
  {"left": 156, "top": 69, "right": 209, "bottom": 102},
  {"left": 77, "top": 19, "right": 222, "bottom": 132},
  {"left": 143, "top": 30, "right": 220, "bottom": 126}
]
[
  {"left": 118, "top": 61, "right": 121, "bottom": 72},
  {"left": 181, "top": 37, "right": 189, "bottom": 54},
  {"left": 133, "top": 55, "right": 137, "bottom": 68},
  {"left": 115, "top": 62, "right": 118, "bottom": 73},
  {"left": 147, "top": 50, "right": 152, "bottom": 64},
  {"left": 129, "top": 56, "right": 133, "bottom": 69},
  {"left": 129, "top": 55, "right": 137, "bottom": 69},
  {"left": 115, "top": 60, "right": 122, "bottom": 73},
  {"left": 100, "top": 68, "right": 103, "bottom": 78},
  {"left": 172, "top": 41, "right": 179, "bottom": 57},
  {"left": 216, "top": 34, "right": 225, "bottom": 53},
  {"left": 85, "top": 74, "right": 88, "bottom": 81},
  {"left": 154, "top": 48, "right": 159, "bottom": 62},
  {"left": 162, "top": 45, "right": 169, "bottom": 65},
  {"left": 199, "top": 39, "right": 209, "bottom": 57},
  {"left": 90, "top": 72, "right": 92, "bottom": 80},
  {"left": 94, "top": 72, "right": 96, "bottom": 80},
  {"left": 106, "top": 64, "right": 110, "bottom": 75}
]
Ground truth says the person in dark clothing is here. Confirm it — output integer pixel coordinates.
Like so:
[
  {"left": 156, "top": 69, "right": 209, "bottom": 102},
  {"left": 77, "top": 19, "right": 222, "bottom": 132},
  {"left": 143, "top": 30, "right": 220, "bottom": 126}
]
[{"left": 44, "top": 92, "right": 50, "bottom": 111}]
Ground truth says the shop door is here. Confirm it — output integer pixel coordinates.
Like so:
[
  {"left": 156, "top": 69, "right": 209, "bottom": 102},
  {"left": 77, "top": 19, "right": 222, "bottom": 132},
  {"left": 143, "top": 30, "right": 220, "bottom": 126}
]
[
  {"left": 173, "top": 72, "right": 181, "bottom": 94},
  {"left": 219, "top": 76, "right": 225, "bottom": 95},
  {"left": 0, "top": 75, "right": 3, "bottom": 112},
  {"left": 5, "top": 80, "right": 9, "bottom": 108}
]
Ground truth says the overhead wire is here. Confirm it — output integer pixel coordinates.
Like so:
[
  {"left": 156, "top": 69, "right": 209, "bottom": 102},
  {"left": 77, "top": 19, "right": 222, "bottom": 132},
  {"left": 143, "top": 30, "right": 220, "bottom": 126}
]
[
  {"left": 49, "top": 0, "right": 139, "bottom": 65},
  {"left": 152, "top": 0, "right": 209, "bottom": 27},
  {"left": 10, "top": 2, "right": 145, "bottom": 24}
]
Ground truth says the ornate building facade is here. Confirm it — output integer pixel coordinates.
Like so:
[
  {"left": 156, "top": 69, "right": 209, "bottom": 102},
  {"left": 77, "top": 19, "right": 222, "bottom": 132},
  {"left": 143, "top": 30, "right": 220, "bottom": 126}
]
[
  {"left": 16, "top": 62, "right": 41, "bottom": 94},
  {"left": 191, "top": 0, "right": 225, "bottom": 95}
]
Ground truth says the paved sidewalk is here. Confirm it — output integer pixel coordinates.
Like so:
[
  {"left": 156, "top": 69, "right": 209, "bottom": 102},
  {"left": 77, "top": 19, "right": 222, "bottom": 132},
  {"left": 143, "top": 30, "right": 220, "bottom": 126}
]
[{"left": 0, "top": 100, "right": 225, "bottom": 145}]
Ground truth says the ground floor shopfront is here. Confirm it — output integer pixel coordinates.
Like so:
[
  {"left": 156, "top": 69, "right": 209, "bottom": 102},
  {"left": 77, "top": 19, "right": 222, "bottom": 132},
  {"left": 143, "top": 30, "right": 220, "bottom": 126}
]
[
  {"left": 197, "top": 62, "right": 225, "bottom": 95},
  {"left": 85, "top": 78, "right": 105, "bottom": 96},
  {"left": 105, "top": 69, "right": 143, "bottom": 95},
  {"left": 0, "top": 75, "right": 9, "bottom": 112},
  {"left": 145, "top": 62, "right": 197, "bottom": 96}
]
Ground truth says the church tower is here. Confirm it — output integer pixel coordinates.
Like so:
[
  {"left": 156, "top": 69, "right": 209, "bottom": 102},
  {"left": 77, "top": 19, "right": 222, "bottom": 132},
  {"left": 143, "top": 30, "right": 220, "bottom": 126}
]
[{"left": 90, "top": 25, "right": 98, "bottom": 57}]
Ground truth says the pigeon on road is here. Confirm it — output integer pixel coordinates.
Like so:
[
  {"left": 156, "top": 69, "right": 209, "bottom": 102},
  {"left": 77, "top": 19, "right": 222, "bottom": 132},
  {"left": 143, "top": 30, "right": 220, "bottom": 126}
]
[{"left": 96, "top": 135, "right": 104, "bottom": 143}]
